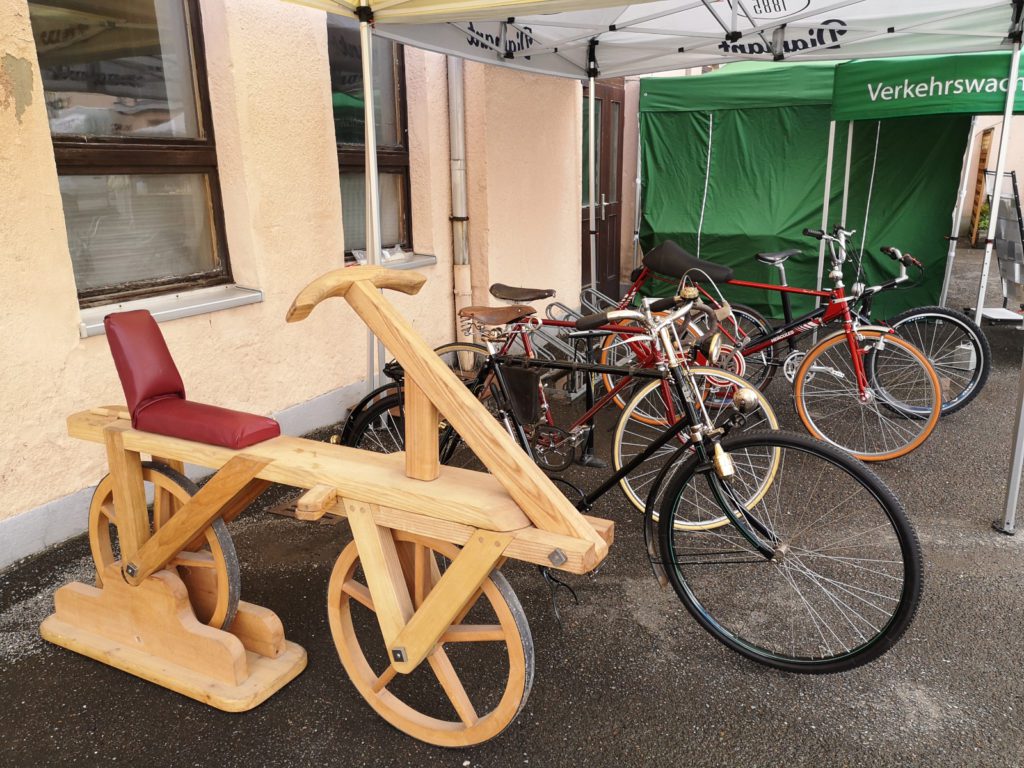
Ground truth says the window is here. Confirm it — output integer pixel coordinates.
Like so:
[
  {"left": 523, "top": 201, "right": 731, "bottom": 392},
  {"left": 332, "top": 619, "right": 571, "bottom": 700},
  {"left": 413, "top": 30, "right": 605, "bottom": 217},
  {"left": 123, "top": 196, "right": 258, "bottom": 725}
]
[
  {"left": 30, "top": 0, "right": 229, "bottom": 307},
  {"left": 326, "top": 17, "right": 410, "bottom": 255}
]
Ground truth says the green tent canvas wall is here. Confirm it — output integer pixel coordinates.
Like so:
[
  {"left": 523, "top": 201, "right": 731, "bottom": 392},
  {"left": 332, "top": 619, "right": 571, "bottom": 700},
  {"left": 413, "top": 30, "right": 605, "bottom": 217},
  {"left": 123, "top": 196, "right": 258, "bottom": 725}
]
[{"left": 637, "top": 60, "right": 972, "bottom": 319}]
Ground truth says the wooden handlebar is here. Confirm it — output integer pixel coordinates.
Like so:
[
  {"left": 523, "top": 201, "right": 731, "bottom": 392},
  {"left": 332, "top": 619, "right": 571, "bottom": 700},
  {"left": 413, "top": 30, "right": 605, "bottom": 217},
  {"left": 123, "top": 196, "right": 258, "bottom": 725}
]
[{"left": 286, "top": 266, "right": 427, "bottom": 323}]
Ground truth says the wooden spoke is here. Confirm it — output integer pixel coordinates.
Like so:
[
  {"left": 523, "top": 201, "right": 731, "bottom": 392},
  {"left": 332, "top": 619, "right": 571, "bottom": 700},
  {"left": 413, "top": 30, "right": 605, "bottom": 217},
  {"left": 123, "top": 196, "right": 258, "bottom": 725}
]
[
  {"left": 372, "top": 664, "right": 398, "bottom": 693},
  {"left": 170, "top": 551, "right": 216, "bottom": 569},
  {"left": 440, "top": 624, "right": 506, "bottom": 643},
  {"left": 342, "top": 579, "right": 375, "bottom": 611},
  {"left": 327, "top": 531, "right": 533, "bottom": 747},
  {"left": 427, "top": 646, "right": 478, "bottom": 726}
]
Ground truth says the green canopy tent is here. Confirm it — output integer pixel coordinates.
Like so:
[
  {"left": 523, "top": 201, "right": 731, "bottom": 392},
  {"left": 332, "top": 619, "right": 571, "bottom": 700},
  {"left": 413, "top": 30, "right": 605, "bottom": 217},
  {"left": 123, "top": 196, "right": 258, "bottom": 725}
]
[{"left": 637, "top": 59, "right": 976, "bottom": 319}]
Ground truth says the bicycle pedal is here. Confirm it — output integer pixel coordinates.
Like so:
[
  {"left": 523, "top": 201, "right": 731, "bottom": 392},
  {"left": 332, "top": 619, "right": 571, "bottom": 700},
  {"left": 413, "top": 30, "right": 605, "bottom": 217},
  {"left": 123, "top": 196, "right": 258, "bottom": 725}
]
[{"left": 577, "top": 453, "right": 608, "bottom": 469}]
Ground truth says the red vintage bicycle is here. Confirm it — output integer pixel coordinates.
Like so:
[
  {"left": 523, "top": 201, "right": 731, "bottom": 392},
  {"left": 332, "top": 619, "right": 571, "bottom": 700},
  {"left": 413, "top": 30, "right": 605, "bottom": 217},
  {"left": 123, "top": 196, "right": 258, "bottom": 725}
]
[{"left": 635, "top": 228, "right": 942, "bottom": 461}]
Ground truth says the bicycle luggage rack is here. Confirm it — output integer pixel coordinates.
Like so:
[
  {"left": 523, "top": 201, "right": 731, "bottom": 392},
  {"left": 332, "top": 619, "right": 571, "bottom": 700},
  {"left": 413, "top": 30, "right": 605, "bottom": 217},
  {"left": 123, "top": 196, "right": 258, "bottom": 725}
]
[{"left": 42, "top": 266, "right": 612, "bottom": 747}]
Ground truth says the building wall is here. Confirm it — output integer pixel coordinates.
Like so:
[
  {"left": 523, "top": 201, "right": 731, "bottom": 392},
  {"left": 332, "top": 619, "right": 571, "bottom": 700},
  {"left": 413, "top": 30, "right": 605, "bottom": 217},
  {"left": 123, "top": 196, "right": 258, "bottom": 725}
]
[
  {"left": 957, "top": 115, "right": 1024, "bottom": 238},
  {"left": 464, "top": 64, "right": 582, "bottom": 313},
  {"left": 0, "top": 0, "right": 581, "bottom": 567}
]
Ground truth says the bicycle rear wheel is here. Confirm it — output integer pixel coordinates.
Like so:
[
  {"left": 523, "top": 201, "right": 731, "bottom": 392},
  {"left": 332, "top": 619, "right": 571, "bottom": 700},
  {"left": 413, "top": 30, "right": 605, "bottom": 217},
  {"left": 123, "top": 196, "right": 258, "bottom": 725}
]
[
  {"left": 658, "top": 430, "right": 922, "bottom": 673},
  {"left": 794, "top": 329, "right": 941, "bottom": 461},
  {"left": 886, "top": 306, "right": 990, "bottom": 416},
  {"left": 726, "top": 303, "right": 776, "bottom": 391}
]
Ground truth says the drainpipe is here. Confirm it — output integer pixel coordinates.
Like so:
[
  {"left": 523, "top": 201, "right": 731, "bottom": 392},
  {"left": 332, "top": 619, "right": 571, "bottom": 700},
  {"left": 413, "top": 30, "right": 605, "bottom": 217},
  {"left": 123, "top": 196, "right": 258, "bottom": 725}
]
[{"left": 448, "top": 56, "right": 472, "bottom": 337}]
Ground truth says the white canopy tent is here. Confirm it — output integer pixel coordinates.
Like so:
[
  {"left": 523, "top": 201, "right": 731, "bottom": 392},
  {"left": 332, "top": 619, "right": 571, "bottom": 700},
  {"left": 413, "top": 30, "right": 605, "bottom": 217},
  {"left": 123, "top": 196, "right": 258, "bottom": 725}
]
[{"left": 283, "top": 0, "right": 1024, "bottom": 531}]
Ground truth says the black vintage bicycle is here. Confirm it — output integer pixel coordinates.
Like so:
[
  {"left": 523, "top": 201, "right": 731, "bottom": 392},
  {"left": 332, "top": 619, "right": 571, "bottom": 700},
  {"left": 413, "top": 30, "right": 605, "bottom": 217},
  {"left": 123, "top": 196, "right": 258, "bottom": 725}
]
[{"left": 345, "top": 291, "right": 924, "bottom": 673}]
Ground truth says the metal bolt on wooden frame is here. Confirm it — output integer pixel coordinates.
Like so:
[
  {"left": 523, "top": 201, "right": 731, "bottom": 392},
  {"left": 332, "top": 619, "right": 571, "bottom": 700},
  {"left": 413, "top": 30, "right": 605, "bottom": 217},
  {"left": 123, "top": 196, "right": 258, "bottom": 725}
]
[{"left": 42, "top": 267, "right": 612, "bottom": 746}]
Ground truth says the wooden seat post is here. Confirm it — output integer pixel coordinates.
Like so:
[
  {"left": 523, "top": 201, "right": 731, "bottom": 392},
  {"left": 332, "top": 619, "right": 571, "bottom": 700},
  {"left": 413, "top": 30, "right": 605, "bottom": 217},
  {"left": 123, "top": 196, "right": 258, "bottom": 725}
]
[{"left": 403, "top": 378, "right": 440, "bottom": 481}]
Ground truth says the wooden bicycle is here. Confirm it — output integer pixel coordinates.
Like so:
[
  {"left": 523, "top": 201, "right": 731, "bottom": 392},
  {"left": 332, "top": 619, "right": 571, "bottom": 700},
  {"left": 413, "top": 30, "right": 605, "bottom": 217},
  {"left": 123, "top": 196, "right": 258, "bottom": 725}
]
[{"left": 41, "top": 266, "right": 612, "bottom": 747}]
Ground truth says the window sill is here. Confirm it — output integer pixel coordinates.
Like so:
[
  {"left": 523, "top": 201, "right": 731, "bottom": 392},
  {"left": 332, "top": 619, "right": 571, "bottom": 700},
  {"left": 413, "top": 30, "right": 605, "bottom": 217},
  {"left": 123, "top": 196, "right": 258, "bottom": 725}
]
[
  {"left": 347, "top": 253, "right": 437, "bottom": 271},
  {"left": 79, "top": 284, "right": 263, "bottom": 338}
]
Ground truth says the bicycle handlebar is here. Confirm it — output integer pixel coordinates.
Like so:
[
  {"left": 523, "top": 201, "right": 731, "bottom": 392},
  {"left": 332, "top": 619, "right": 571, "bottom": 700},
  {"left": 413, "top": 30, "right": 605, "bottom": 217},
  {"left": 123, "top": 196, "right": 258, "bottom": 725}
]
[
  {"left": 880, "top": 246, "right": 923, "bottom": 269},
  {"left": 803, "top": 228, "right": 824, "bottom": 239}
]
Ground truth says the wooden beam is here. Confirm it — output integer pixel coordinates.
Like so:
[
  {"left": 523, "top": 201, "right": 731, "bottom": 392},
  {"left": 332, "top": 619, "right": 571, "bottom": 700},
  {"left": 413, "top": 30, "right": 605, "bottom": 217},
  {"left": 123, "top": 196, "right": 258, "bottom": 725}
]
[
  {"left": 403, "top": 378, "right": 440, "bottom": 481},
  {"left": 389, "top": 529, "right": 512, "bottom": 674},
  {"left": 122, "top": 455, "right": 270, "bottom": 586},
  {"left": 346, "top": 499, "right": 414, "bottom": 648},
  {"left": 103, "top": 424, "right": 149, "bottom": 560}
]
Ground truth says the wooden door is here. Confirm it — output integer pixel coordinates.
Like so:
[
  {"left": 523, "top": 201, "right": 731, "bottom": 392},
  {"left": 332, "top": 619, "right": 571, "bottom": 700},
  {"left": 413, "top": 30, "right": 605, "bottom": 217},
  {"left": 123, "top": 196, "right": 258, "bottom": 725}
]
[
  {"left": 970, "top": 128, "right": 994, "bottom": 246},
  {"left": 582, "top": 79, "right": 625, "bottom": 300}
]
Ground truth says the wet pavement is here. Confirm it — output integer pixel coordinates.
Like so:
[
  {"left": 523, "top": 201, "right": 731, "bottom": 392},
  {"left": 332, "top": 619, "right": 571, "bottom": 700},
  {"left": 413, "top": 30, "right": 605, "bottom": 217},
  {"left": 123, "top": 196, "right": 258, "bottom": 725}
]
[{"left": 1, "top": 250, "right": 1023, "bottom": 767}]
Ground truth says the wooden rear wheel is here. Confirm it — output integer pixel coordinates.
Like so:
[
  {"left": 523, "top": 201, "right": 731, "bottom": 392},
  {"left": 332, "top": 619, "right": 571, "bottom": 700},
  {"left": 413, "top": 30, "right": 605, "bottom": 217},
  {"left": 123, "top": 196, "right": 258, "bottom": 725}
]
[
  {"left": 327, "top": 531, "right": 534, "bottom": 747},
  {"left": 88, "top": 461, "right": 241, "bottom": 629}
]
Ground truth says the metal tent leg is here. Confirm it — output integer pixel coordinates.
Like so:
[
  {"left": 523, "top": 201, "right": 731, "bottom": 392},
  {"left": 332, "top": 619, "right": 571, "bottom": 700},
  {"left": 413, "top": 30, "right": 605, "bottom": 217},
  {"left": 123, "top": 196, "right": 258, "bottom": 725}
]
[{"left": 996, "top": 343, "right": 1024, "bottom": 536}]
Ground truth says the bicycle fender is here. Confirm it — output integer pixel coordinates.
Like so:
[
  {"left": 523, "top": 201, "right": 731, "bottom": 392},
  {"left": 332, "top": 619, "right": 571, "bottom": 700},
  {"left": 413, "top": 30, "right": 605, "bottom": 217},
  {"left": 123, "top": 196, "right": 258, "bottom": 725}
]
[{"left": 643, "top": 443, "right": 700, "bottom": 588}]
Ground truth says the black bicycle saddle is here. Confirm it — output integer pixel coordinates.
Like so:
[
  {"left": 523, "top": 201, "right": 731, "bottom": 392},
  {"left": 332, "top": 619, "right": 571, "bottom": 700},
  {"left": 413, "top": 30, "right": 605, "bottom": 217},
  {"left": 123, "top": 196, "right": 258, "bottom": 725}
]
[
  {"left": 643, "top": 240, "right": 734, "bottom": 282},
  {"left": 489, "top": 283, "right": 557, "bottom": 302}
]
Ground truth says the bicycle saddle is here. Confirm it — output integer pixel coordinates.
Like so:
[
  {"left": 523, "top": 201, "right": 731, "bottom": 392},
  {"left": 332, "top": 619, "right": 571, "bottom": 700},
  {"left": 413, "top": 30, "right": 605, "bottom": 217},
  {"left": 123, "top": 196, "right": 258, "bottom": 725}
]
[
  {"left": 458, "top": 305, "right": 536, "bottom": 326},
  {"left": 755, "top": 249, "right": 800, "bottom": 265},
  {"left": 489, "top": 283, "right": 556, "bottom": 302},
  {"left": 643, "top": 240, "right": 734, "bottom": 282}
]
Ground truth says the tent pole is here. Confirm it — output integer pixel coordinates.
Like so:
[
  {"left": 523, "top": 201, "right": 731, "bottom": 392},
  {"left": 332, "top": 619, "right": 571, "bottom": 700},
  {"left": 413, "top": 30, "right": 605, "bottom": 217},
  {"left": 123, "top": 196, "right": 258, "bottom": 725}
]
[
  {"left": 974, "top": 43, "right": 1020, "bottom": 325},
  {"left": 588, "top": 75, "right": 598, "bottom": 290},
  {"left": 632, "top": 109, "right": 642, "bottom": 271},
  {"left": 816, "top": 120, "right": 837, "bottom": 299},
  {"left": 997, "top": 342, "right": 1024, "bottom": 535},
  {"left": 841, "top": 121, "right": 853, "bottom": 227},
  {"left": 359, "top": 2, "right": 385, "bottom": 391},
  {"left": 940, "top": 116, "right": 978, "bottom": 308}
]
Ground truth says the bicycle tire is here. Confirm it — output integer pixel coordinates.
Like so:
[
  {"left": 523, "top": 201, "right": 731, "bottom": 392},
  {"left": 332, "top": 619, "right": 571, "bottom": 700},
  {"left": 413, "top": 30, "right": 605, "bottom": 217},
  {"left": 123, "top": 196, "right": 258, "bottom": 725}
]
[
  {"left": 658, "top": 429, "right": 923, "bottom": 673},
  {"left": 728, "top": 303, "right": 777, "bottom": 391},
  {"left": 612, "top": 369, "right": 778, "bottom": 519},
  {"left": 794, "top": 329, "right": 941, "bottom": 461},
  {"left": 344, "top": 392, "right": 487, "bottom": 470},
  {"left": 885, "top": 306, "right": 991, "bottom": 416}
]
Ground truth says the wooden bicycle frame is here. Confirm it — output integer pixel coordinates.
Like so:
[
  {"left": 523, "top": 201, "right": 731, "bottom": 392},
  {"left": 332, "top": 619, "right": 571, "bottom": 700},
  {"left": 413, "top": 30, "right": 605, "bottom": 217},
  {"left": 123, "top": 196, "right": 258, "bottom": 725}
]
[{"left": 43, "top": 266, "right": 613, "bottom": 727}]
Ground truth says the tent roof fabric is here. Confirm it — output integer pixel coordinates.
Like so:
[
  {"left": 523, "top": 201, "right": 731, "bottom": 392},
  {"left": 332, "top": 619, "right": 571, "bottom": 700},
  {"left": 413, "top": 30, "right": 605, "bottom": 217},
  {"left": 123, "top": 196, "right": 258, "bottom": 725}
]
[
  {"left": 286, "top": 0, "right": 1018, "bottom": 79},
  {"left": 640, "top": 61, "right": 838, "bottom": 112}
]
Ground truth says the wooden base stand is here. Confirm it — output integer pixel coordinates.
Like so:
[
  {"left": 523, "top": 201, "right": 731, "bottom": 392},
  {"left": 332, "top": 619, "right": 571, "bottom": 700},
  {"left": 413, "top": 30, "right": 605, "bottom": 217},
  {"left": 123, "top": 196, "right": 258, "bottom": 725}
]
[{"left": 40, "top": 569, "right": 306, "bottom": 712}]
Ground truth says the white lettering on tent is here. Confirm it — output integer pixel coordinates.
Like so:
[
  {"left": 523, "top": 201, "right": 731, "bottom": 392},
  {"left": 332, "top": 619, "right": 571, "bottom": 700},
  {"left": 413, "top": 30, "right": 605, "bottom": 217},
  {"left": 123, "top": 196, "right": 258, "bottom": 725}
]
[{"left": 866, "top": 74, "right": 1024, "bottom": 103}]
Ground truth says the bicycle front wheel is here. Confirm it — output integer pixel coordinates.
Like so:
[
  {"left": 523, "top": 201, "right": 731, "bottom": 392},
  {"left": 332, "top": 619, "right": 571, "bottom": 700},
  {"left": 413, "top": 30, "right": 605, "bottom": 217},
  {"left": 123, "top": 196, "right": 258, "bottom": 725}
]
[
  {"left": 612, "top": 368, "right": 778, "bottom": 517},
  {"left": 658, "top": 430, "right": 922, "bottom": 673},
  {"left": 886, "top": 306, "right": 991, "bottom": 416},
  {"left": 794, "top": 329, "right": 941, "bottom": 461}
]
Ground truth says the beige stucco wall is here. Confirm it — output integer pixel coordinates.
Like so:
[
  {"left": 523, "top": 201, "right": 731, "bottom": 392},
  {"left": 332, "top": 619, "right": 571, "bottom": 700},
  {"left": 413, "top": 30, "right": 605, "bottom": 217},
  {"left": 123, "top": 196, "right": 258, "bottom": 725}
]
[
  {"left": 0, "top": 0, "right": 455, "bottom": 531},
  {"left": 464, "top": 63, "right": 582, "bottom": 313}
]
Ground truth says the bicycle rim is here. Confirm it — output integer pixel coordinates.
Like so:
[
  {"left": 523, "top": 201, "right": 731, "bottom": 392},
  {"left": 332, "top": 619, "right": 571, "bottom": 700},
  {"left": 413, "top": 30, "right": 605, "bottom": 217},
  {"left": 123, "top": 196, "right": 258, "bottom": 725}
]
[
  {"left": 613, "top": 369, "right": 778, "bottom": 522},
  {"left": 659, "top": 430, "right": 922, "bottom": 673},
  {"left": 887, "top": 308, "right": 990, "bottom": 415},
  {"left": 794, "top": 330, "right": 940, "bottom": 461}
]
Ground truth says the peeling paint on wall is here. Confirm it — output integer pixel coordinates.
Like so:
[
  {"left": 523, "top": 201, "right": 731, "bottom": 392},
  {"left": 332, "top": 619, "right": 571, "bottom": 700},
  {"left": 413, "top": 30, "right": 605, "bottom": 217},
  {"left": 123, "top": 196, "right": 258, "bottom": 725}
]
[{"left": 1, "top": 53, "right": 34, "bottom": 122}]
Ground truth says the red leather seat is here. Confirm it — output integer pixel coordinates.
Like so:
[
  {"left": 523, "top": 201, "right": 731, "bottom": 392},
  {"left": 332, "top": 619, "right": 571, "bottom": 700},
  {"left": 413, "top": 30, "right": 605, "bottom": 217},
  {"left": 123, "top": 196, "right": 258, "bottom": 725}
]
[{"left": 104, "top": 310, "right": 281, "bottom": 450}]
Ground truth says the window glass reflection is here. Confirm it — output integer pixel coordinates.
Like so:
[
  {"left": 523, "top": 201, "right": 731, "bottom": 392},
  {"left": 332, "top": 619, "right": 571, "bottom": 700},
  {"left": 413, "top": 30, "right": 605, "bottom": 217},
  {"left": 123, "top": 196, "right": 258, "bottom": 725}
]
[{"left": 30, "top": 0, "right": 201, "bottom": 138}]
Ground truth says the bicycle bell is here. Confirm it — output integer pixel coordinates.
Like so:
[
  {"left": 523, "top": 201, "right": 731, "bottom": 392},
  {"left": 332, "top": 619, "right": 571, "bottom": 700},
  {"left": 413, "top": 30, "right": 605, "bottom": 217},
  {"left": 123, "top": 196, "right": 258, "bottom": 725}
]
[{"left": 732, "top": 387, "right": 760, "bottom": 413}]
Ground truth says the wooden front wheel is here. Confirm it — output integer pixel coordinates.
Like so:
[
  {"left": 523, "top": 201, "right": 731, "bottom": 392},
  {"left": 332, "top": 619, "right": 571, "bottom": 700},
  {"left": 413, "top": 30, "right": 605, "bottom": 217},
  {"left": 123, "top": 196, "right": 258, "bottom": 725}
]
[
  {"left": 327, "top": 531, "right": 534, "bottom": 747},
  {"left": 88, "top": 461, "right": 241, "bottom": 629}
]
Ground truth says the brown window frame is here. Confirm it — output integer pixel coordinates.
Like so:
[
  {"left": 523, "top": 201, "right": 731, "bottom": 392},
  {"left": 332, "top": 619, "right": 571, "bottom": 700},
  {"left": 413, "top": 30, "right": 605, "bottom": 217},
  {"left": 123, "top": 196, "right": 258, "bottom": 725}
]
[
  {"left": 335, "top": 41, "right": 412, "bottom": 254},
  {"left": 42, "top": 0, "right": 231, "bottom": 308}
]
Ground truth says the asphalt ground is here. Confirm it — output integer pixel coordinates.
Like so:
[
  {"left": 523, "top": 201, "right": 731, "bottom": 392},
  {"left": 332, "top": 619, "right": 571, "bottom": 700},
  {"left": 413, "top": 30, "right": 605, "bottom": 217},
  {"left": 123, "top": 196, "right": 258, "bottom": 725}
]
[{"left": 2, "top": 249, "right": 1023, "bottom": 767}]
